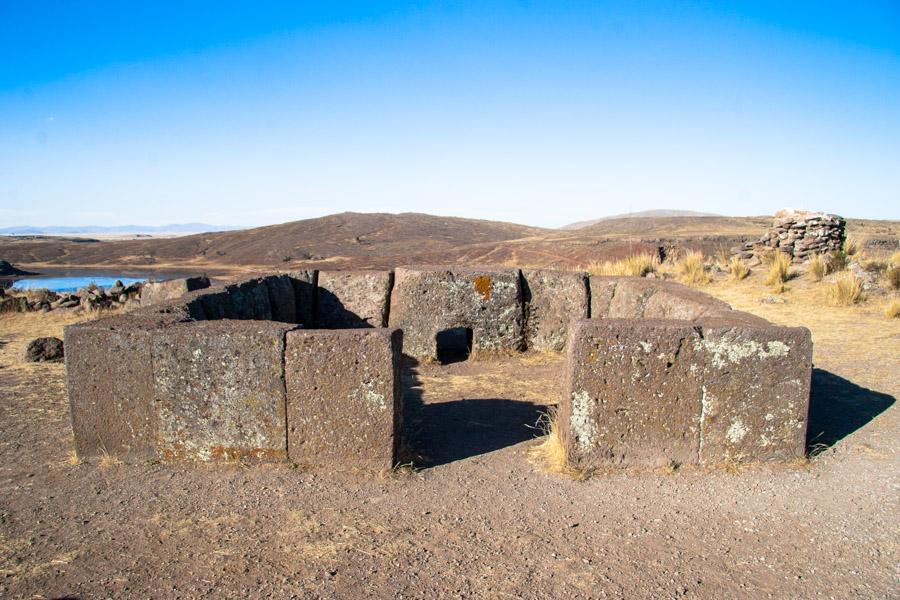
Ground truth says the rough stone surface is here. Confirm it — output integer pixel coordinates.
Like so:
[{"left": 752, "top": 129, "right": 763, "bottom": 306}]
[
  {"left": 221, "top": 278, "right": 273, "bottom": 321},
  {"left": 521, "top": 269, "right": 589, "bottom": 352},
  {"left": 0, "top": 295, "right": 29, "bottom": 313},
  {"left": 562, "top": 319, "right": 704, "bottom": 469},
  {"left": 317, "top": 271, "right": 393, "bottom": 328},
  {"left": 285, "top": 328, "right": 402, "bottom": 471},
  {"left": 24, "top": 336, "right": 64, "bottom": 362},
  {"left": 65, "top": 321, "right": 159, "bottom": 461},
  {"left": 693, "top": 323, "right": 812, "bottom": 463},
  {"left": 561, "top": 318, "right": 812, "bottom": 469},
  {"left": 151, "top": 320, "right": 296, "bottom": 461},
  {"left": 140, "top": 276, "right": 210, "bottom": 306},
  {"left": 589, "top": 277, "right": 731, "bottom": 321},
  {"left": 389, "top": 267, "right": 523, "bottom": 360}
]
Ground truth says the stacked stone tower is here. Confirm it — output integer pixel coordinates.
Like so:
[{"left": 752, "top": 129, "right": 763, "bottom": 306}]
[{"left": 733, "top": 209, "right": 846, "bottom": 263}]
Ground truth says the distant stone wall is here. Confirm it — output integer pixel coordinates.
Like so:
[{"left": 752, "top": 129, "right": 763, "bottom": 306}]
[{"left": 732, "top": 209, "right": 846, "bottom": 263}]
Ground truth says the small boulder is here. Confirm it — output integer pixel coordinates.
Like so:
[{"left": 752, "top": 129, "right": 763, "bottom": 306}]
[{"left": 24, "top": 337, "right": 64, "bottom": 363}]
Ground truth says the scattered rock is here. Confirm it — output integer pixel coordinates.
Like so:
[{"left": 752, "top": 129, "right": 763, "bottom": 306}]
[
  {"left": 760, "top": 295, "right": 788, "bottom": 304},
  {"left": 732, "top": 209, "right": 845, "bottom": 264},
  {"left": 24, "top": 337, "right": 64, "bottom": 362}
]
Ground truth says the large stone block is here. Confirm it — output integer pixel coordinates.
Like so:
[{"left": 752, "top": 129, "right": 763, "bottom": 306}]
[
  {"left": 140, "top": 276, "right": 210, "bottom": 306},
  {"left": 389, "top": 267, "right": 523, "bottom": 360},
  {"left": 521, "top": 269, "right": 589, "bottom": 352},
  {"left": 65, "top": 311, "right": 185, "bottom": 461},
  {"left": 562, "top": 319, "right": 704, "bottom": 468},
  {"left": 150, "top": 320, "right": 296, "bottom": 461},
  {"left": 288, "top": 269, "right": 318, "bottom": 327},
  {"left": 589, "top": 277, "right": 730, "bottom": 320},
  {"left": 317, "top": 270, "right": 393, "bottom": 328},
  {"left": 561, "top": 318, "right": 812, "bottom": 469},
  {"left": 693, "top": 323, "right": 812, "bottom": 463},
  {"left": 285, "top": 328, "right": 402, "bottom": 471},
  {"left": 222, "top": 278, "right": 273, "bottom": 320}
]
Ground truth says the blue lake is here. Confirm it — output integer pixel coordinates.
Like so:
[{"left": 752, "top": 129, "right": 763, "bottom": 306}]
[{"left": 12, "top": 276, "right": 148, "bottom": 293}]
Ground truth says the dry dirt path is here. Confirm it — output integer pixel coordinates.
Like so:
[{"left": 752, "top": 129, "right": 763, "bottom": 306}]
[{"left": 0, "top": 287, "right": 897, "bottom": 598}]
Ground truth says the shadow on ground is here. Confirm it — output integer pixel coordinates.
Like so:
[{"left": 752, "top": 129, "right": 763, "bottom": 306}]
[
  {"left": 401, "top": 357, "right": 546, "bottom": 468},
  {"left": 807, "top": 368, "right": 895, "bottom": 452}
]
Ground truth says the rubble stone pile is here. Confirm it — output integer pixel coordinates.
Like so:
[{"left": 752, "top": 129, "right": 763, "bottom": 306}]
[{"left": 732, "top": 209, "right": 846, "bottom": 263}]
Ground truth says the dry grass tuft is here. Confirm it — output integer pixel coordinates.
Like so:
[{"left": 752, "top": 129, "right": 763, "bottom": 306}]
[
  {"left": 827, "top": 250, "right": 849, "bottom": 273},
  {"left": 885, "top": 299, "right": 900, "bottom": 319},
  {"left": 828, "top": 272, "right": 864, "bottom": 306},
  {"left": 890, "top": 250, "right": 900, "bottom": 267},
  {"left": 527, "top": 409, "right": 591, "bottom": 481},
  {"left": 764, "top": 252, "right": 793, "bottom": 291},
  {"left": 727, "top": 257, "right": 750, "bottom": 281},
  {"left": 98, "top": 445, "right": 122, "bottom": 468},
  {"left": 65, "top": 449, "right": 82, "bottom": 467},
  {"left": 887, "top": 266, "right": 900, "bottom": 291},
  {"left": 807, "top": 255, "right": 826, "bottom": 282},
  {"left": 843, "top": 236, "right": 860, "bottom": 257},
  {"left": 585, "top": 253, "right": 658, "bottom": 278},
  {"left": 674, "top": 251, "right": 711, "bottom": 286}
]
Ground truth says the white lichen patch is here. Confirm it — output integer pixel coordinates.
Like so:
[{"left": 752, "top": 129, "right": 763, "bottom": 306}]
[
  {"left": 351, "top": 379, "right": 387, "bottom": 411},
  {"left": 639, "top": 341, "right": 652, "bottom": 353},
  {"left": 726, "top": 418, "right": 749, "bottom": 444},
  {"left": 696, "top": 338, "right": 790, "bottom": 368},
  {"left": 570, "top": 390, "right": 597, "bottom": 451}
]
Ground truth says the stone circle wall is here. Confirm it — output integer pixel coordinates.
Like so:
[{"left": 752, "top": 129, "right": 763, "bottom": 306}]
[{"left": 66, "top": 265, "right": 812, "bottom": 471}]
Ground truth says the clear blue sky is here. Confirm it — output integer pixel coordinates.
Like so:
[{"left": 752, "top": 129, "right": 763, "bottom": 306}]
[{"left": 1, "top": 1, "right": 898, "bottom": 228}]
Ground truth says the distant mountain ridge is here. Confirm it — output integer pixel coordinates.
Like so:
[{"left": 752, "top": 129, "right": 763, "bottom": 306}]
[
  {"left": 562, "top": 210, "right": 721, "bottom": 230},
  {"left": 0, "top": 223, "right": 245, "bottom": 235}
]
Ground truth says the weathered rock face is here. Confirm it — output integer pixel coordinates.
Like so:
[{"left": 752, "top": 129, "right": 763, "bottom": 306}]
[
  {"left": 285, "top": 328, "right": 402, "bottom": 471},
  {"left": 24, "top": 337, "right": 64, "bottom": 362},
  {"left": 561, "top": 319, "right": 812, "bottom": 469},
  {"left": 589, "top": 277, "right": 731, "bottom": 321},
  {"left": 151, "top": 320, "right": 296, "bottom": 461},
  {"left": 66, "top": 316, "right": 167, "bottom": 461},
  {"left": 317, "top": 271, "right": 393, "bottom": 328},
  {"left": 732, "top": 209, "right": 846, "bottom": 263},
  {"left": 140, "top": 276, "right": 210, "bottom": 306},
  {"left": 389, "top": 267, "right": 524, "bottom": 360},
  {"left": 521, "top": 269, "right": 589, "bottom": 352}
]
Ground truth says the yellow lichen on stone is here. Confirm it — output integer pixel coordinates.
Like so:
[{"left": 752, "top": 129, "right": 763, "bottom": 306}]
[{"left": 473, "top": 275, "right": 492, "bottom": 301}]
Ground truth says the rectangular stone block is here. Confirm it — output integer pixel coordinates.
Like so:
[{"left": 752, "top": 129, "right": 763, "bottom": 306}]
[
  {"left": 562, "top": 319, "right": 703, "bottom": 469},
  {"left": 694, "top": 323, "right": 812, "bottom": 463},
  {"left": 561, "top": 318, "right": 812, "bottom": 469},
  {"left": 589, "top": 276, "right": 731, "bottom": 321},
  {"left": 521, "top": 269, "right": 589, "bottom": 352},
  {"left": 389, "top": 267, "right": 523, "bottom": 360},
  {"left": 66, "top": 323, "right": 158, "bottom": 461},
  {"left": 223, "top": 278, "right": 273, "bottom": 320},
  {"left": 151, "top": 320, "right": 296, "bottom": 461},
  {"left": 285, "top": 328, "right": 402, "bottom": 471},
  {"left": 65, "top": 311, "right": 185, "bottom": 462},
  {"left": 317, "top": 270, "right": 393, "bottom": 328},
  {"left": 140, "top": 276, "right": 210, "bottom": 306},
  {"left": 288, "top": 269, "right": 318, "bottom": 327}
]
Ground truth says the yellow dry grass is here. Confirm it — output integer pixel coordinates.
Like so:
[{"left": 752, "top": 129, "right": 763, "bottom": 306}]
[
  {"left": 764, "top": 252, "right": 792, "bottom": 291},
  {"left": 527, "top": 409, "right": 591, "bottom": 481},
  {"left": 673, "top": 251, "right": 711, "bottom": 286},
  {"left": 828, "top": 272, "right": 864, "bottom": 306},
  {"left": 807, "top": 254, "right": 827, "bottom": 282},
  {"left": 884, "top": 298, "right": 900, "bottom": 319},
  {"left": 843, "top": 236, "right": 860, "bottom": 257},
  {"left": 585, "top": 253, "right": 658, "bottom": 277},
  {"left": 727, "top": 257, "right": 750, "bottom": 281}
]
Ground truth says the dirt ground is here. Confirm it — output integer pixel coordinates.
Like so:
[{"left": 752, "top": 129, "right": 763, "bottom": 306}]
[{"left": 1, "top": 269, "right": 898, "bottom": 598}]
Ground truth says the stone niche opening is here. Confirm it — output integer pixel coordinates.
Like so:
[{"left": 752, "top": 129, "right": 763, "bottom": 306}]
[{"left": 435, "top": 327, "right": 473, "bottom": 364}]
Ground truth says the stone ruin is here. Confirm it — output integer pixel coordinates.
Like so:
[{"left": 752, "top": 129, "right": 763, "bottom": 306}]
[
  {"left": 65, "top": 267, "right": 812, "bottom": 472},
  {"left": 732, "top": 209, "right": 846, "bottom": 263}
]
